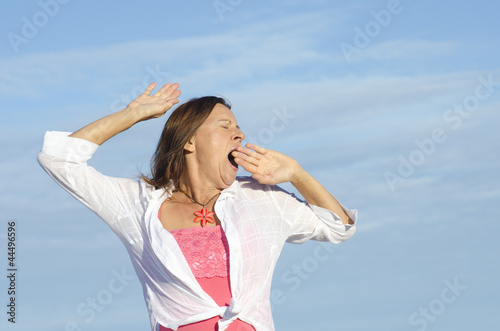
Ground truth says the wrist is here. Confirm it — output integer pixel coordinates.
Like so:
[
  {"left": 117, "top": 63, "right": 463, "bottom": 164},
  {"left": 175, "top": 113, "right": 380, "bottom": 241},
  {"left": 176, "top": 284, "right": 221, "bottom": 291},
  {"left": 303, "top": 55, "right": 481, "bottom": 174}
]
[
  {"left": 121, "top": 106, "right": 144, "bottom": 125},
  {"left": 290, "top": 162, "right": 307, "bottom": 186}
]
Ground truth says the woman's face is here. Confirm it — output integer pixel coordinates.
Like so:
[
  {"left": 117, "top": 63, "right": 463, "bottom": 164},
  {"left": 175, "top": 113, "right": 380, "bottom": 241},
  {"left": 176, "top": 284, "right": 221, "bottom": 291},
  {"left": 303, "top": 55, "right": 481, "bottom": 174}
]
[{"left": 187, "top": 103, "right": 245, "bottom": 188}]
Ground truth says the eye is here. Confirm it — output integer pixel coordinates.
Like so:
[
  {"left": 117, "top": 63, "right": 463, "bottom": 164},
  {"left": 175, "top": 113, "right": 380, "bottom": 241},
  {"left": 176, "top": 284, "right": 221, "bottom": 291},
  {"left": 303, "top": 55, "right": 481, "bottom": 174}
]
[{"left": 221, "top": 126, "right": 229, "bottom": 129}]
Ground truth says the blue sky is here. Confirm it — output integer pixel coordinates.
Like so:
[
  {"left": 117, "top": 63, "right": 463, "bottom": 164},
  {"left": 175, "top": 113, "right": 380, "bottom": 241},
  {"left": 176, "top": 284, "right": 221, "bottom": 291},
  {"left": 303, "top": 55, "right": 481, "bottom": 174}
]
[{"left": 1, "top": 0, "right": 499, "bottom": 330}]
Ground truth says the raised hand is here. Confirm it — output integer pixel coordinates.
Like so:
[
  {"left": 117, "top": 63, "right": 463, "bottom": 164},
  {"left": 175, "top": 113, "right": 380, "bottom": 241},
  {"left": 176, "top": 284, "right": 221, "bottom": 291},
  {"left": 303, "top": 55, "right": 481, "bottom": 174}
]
[
  {"left": 69, "top": 82, "right": 181, "bottom": 145},
  {"left": 232, "top": 143, "right": 301, "bottom": 185},
  {"left": 127, "top": 82, "right": 182, "bottom": 122},
  {"left": 234, "top": 143, "right": 353, "bottom": 224}
]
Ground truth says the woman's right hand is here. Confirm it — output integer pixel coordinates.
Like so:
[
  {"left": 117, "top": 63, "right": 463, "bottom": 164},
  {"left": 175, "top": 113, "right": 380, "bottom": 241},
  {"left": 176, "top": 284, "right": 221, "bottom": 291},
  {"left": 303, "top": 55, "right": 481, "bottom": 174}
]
[
  {"left": 69, "top": 82, "right": 181, "bottom": 145},
  {"left": 127, "top": 82, "right": 182, "bottom": 122}
]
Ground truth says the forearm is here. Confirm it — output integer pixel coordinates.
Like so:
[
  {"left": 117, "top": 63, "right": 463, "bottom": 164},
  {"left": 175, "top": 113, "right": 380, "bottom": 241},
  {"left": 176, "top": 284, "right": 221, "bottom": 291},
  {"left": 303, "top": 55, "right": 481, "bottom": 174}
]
[
  {"left": 291, "top": 166, "right": 353, "bottom": 225},
  {"left": 69, "top": 107, "right": 141, "bottom": 145}
]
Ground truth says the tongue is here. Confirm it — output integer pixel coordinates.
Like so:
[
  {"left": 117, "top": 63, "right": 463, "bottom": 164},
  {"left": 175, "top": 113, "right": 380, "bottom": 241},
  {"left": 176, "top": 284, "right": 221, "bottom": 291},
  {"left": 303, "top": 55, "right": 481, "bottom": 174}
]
[{"left": 228, "top": 152, "right": 238, "bottom": 168}]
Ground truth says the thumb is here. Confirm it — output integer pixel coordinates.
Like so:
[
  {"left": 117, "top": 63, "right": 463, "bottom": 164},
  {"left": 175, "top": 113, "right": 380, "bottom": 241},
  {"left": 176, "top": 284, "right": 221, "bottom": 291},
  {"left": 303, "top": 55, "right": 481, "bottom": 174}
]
[{"left": 252, "top": 173, "right": 265, "bottom": 183}]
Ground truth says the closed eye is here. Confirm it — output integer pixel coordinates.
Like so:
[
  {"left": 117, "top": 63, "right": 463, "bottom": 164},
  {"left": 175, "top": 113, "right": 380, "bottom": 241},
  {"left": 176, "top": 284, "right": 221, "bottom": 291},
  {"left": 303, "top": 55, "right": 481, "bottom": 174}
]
[{"left": 218, "top": 119, "right": 239, "bottom": 130}]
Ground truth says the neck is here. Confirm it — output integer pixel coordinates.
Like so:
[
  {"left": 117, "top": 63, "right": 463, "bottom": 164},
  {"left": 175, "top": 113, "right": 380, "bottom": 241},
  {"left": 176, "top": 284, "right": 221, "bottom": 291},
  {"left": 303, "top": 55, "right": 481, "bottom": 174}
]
[{"left": 178, "top": 171, "right": 221, "bottom": 205}]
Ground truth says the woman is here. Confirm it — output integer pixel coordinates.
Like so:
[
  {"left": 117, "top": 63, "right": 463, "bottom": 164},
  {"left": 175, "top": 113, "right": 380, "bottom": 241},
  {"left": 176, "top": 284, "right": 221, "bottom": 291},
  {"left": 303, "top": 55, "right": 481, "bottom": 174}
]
[{"left": 38, "top": 82, "right": 357, "bottom": 331}]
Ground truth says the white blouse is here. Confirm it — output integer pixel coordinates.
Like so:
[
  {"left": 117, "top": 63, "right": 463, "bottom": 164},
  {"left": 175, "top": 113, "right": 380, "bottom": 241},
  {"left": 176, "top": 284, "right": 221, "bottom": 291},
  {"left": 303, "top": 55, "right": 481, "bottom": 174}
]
[{"left": 37, "top": 131, "right": 357, "bottom": 331}]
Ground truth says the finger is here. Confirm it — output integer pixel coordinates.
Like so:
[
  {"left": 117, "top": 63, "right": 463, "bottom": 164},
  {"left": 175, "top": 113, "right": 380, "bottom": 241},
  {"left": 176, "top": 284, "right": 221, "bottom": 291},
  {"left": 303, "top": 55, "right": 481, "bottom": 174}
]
[
  {"left": 143, "top": 82, "right": 157, "bottom": 96},
  {"left": 233, "top": 156, "right": 259, "bottom": 174},
  {"left": 156, "top": 95, "right": 180, "bottom": 112},
  {"left": 153, "top": 83, "right": 172, "bottom": 97},
  {"left": 235, "top": 146, "right": 262, "bottom": 161},
  {"left": 245, "top": 143, "right": 268, "bottom": 155},
  {"left": 232, "top": 150, "right": 260, "bottom": 167},
  {"left": 163, "top": 97, "right": 180, "bottom": 108},
  {"left": 163, "top": 82, "right": 180, "bottom": 97},
  {"left": 168, "top": 88, "right": 182, "bottom": 100}
]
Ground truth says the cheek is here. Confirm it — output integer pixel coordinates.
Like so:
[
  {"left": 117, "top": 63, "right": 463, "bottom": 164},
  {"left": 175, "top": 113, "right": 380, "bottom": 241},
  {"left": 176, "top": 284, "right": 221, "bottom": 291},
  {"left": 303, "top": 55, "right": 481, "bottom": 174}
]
[
  {"left": 195, "top": 130, "right": 230, "bottom": 157},
  {"left": 197, "top": 137, "right": 225, "bottom": 163}
]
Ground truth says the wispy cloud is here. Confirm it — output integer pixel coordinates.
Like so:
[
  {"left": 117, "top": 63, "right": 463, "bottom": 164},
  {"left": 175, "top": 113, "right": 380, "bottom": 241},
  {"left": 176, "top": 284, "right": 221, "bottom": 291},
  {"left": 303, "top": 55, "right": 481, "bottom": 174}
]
[
  {"left": 2, "top": 2, "right": 500, "bottom": 330},
  {"left": 357, "top": 39, "right": 460, "bottom": 61},
  {"left": 0, "top": 11, "right": 339, "bottom": 99}
]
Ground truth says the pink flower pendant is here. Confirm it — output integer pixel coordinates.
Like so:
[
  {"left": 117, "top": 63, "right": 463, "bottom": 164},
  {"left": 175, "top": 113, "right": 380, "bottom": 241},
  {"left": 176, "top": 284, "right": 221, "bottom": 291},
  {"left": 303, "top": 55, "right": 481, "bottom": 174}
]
[{"left": 193, "top": 207, "right": 215, "bottom": 227}]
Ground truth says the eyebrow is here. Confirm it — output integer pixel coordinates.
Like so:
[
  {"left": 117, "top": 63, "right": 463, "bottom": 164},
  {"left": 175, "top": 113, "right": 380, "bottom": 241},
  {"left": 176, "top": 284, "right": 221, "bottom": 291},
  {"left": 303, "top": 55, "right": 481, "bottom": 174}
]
[{"left": 218, "top": 119, "right": 241, "bottom": 130}]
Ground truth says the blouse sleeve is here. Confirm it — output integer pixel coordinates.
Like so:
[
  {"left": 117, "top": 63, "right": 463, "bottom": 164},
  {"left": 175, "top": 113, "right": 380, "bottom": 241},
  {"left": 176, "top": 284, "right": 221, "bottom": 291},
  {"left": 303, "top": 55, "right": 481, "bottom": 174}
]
[
  {"left": 272, "top": 185, "right": 357, "bottom": 245},
  {"left": 37, "top": 131, "right": 148, "bottom": 239}
]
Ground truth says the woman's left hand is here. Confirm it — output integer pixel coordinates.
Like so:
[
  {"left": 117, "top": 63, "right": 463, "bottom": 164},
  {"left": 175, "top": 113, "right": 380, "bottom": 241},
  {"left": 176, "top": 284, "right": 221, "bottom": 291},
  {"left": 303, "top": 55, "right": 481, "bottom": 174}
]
[
  {"left": 232, "top": 143, "right": 302, "bottom": 185},
  {"left": 234, "top": 143, "right": 353, "bottom": 224}
]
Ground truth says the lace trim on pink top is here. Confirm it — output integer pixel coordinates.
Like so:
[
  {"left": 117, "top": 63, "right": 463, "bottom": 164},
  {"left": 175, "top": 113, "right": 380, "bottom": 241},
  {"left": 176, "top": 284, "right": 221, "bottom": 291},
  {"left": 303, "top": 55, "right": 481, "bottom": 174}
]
[{"left": 170, "top": 226, "right": 230, "bottom": 279}]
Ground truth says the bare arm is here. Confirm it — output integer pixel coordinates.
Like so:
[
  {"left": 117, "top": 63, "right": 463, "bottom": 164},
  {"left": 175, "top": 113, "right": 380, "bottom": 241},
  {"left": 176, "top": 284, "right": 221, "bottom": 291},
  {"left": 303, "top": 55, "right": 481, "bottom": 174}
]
[
  {"left": 233, "top": 143, "right": 353, "bottom": 225},
  {"left": 70, "top": 83, "right": 181, "bottom": 145},
  {"left": 290, "top": 166, "right": 353, "bottom": 224}
]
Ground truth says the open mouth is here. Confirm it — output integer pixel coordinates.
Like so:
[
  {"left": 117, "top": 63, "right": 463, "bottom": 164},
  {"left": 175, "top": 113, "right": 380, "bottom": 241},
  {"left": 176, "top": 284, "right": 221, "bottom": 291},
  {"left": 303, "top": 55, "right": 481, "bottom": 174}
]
[{"left": 228, "top": 151, "right": 238, "bottom": 169}]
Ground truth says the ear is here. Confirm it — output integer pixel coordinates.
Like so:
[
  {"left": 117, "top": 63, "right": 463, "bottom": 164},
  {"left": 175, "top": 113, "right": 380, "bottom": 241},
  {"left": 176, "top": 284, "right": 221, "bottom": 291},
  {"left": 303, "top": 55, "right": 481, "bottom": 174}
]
[{"left": 184, "top": 136, "right": 196, "bottom": 153}]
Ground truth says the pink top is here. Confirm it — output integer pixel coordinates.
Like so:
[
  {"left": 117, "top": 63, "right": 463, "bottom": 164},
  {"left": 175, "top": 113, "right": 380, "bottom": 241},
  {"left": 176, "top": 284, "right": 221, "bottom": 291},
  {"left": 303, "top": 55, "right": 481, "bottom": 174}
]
[
  {"left": 158, "top": 209, "right": 255, "bottom": 331},
  {"left": 171, "top": 225, "right": 230, "bottom": 279},
  {"left": 170, "top": 225, "right": 232, "bottom": 307}
]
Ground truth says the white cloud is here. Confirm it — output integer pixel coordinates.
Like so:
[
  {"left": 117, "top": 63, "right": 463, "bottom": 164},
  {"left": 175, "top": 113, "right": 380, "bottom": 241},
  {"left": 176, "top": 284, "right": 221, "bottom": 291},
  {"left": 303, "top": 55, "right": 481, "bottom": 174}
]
[
  {"left": 357, "top": 39, "right": 460, "bottom": 61},
  {"left": 0, "top": 11, "right": 339, "bottom": 99},
  {"left": 3, "top": 3, "right": 499, "bottom": 330}
]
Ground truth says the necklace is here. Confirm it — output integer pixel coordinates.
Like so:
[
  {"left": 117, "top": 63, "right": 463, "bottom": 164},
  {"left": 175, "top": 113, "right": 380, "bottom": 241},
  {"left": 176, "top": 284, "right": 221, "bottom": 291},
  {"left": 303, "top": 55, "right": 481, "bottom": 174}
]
[{"left": 180, "top": 190, "right": 220, "bottom": 227}]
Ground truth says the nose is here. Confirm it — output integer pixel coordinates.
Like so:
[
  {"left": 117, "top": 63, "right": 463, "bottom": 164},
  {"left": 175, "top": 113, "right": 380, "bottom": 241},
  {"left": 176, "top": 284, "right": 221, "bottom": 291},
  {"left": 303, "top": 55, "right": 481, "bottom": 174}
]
[{"left": 233, "top": 128, "right": 245, "bottom": 142}]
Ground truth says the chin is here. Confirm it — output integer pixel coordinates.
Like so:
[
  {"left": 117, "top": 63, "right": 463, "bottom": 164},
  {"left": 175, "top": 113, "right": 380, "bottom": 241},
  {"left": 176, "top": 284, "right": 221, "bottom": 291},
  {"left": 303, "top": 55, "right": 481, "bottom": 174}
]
[{"left": 221, "top": 174, "right": 237, "bottom": 188}]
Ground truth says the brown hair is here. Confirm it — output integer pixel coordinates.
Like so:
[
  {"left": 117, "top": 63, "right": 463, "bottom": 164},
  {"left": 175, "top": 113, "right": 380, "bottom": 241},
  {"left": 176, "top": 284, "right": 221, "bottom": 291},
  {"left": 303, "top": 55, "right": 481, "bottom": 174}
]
[{"left": 142, "top": 96, "right": 231, "bottom": 190}]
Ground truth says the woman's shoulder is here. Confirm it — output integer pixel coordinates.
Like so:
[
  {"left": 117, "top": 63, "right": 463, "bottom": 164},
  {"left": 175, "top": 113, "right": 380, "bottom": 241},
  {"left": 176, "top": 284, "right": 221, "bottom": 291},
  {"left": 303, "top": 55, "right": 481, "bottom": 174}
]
[
  {"left": 137, "top": 178, "right": 173, "bottom": 203},
  {"left": 231, "top": 177, "right": 304, "bottom": 212},
  {"left": 235, "top": 176, "right": 268, "bottom": 189},
  {"left": 234, "top": 176, "right": 288, "bottom": 195}
]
